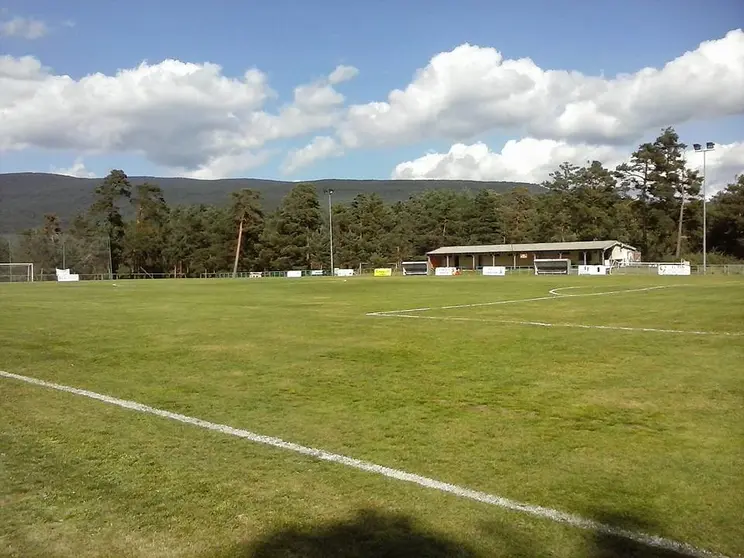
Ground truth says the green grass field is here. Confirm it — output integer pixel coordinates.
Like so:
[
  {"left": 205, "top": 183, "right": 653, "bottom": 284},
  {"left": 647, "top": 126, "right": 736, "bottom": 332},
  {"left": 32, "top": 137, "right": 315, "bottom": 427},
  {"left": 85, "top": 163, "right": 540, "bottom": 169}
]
[{"left": 1, "top": 275, "right": 743, "bottom": 558}]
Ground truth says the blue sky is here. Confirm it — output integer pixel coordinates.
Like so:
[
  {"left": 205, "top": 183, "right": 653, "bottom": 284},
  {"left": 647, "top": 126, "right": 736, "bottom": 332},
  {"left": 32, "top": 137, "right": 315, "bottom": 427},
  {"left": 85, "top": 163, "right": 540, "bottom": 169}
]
[{"left": 1, "top": 0, "right": 743, "bottom": 183}]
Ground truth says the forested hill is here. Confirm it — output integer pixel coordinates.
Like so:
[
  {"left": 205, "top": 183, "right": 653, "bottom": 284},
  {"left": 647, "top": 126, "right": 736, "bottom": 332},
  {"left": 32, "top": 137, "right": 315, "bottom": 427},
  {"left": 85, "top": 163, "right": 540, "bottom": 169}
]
[{"left": 0, "top": 172, "right": 541, "bottom": 233}]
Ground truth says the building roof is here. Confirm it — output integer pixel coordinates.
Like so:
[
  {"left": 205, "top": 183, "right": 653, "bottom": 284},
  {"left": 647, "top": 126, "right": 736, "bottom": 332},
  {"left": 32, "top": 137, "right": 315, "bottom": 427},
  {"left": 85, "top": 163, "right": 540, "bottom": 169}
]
[{"left": 426, "top": 240, "right": 637, "bottom": 255}]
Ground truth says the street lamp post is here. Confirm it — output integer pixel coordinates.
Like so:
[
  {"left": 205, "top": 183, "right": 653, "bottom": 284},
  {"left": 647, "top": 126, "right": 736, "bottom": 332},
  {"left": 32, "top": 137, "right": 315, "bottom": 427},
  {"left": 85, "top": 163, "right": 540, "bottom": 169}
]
[
  {"left": 323, "top": 189, "right": 334, "bottom": 276},
  {"left": 693, "top": 142, "right": 715, "bottom": 275}
]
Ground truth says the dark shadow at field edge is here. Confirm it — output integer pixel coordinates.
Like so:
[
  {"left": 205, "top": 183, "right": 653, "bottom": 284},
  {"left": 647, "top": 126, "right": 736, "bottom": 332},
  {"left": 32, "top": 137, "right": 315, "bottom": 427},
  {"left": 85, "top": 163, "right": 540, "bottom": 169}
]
[
  {"left": 203, "top": 507, "right": 704, "bottom": 558},
  {"left": 587, "top": 512, "right": 705, "bottom": 558},
  {"left": 209, "top": 508, "right": 484, "bottom": 557}
]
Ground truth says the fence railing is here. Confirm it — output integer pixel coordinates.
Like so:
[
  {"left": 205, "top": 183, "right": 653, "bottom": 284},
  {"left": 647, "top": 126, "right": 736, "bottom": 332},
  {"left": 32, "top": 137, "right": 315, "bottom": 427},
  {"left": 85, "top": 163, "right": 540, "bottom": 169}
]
[
  {"left": 611, "top": 264, "right": 744, "bottom": 276},
  {"left": 3, "top": 264, "right": 744, "bottom": 283}
]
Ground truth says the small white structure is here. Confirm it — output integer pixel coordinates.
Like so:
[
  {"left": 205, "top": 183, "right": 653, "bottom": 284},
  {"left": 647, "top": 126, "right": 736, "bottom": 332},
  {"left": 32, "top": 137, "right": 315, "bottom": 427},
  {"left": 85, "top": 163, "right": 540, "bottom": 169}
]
[
  {"left": 482, "top": 266, "right": 506, "bottom": 276},
  {"left": 658, "top": 262, "right": 691, "bottom": 276},
  {"left": 578, "top": 265, "right": 609, "bottom": 276},
  {"left": 434, "top": 267, "right": 458, "bottom": 276},
  {"left": 56, "top": 268, "right": 80, "bottom": 282}
]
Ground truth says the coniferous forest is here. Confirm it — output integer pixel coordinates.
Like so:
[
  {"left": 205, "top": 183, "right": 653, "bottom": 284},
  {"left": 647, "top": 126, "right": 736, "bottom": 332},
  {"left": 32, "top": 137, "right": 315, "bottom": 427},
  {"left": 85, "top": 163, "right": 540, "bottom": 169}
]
[{"left": 3, "top": 128, "right": 743, "bottom": 277}]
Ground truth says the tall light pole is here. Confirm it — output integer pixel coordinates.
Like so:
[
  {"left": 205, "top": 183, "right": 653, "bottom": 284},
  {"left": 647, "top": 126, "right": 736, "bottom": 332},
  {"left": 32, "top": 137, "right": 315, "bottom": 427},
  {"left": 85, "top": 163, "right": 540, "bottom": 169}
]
[
  {"left": 323, "top": 188, "right": 334, "bottom": 276},
  {"left": 693, "top": 142, "right": 715, "bottom": 275}
]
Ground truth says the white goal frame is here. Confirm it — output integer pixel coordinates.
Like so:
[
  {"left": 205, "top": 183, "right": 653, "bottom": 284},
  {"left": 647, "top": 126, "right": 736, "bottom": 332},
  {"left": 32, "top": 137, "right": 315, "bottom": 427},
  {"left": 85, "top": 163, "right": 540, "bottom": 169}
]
[
  {"left": 0, "top": 262, "right": 34, "bottom": 282},
  {"left": 533, "top": 258, "right": 570, "bottom": 275}
]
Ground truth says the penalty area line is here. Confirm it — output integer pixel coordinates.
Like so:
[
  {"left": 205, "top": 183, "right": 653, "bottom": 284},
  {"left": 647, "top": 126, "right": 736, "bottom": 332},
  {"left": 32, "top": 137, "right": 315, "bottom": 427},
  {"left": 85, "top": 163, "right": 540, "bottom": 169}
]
[
  {"left": 369, "top": 313, "right": 743, "bottom": 337},
  {"left": 0, "top": 370, "right": 731, "bottom": 558},
  {"left": 368, "top": 285, "right": 679, "bottom": 316}
]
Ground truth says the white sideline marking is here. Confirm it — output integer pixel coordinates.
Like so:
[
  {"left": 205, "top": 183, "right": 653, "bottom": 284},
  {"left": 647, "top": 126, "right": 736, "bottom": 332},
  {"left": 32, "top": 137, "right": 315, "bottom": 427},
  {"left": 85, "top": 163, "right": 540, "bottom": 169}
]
[
  {"left": 368, "top": 285, "right": 676, "bottom": 316},
  {"left": 370, "top": 313, "right": 743, "bottom": 337},
  {"left": 0, "top": 370, "right": 731, "bottom": 558}
]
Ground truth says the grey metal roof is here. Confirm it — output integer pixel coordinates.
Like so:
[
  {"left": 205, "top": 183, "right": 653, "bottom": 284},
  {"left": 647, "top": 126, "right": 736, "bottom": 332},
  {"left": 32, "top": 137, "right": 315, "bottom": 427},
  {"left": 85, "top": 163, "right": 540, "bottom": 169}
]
[{"left": 426, "top": 240, "right": 637, "bottom": 255}]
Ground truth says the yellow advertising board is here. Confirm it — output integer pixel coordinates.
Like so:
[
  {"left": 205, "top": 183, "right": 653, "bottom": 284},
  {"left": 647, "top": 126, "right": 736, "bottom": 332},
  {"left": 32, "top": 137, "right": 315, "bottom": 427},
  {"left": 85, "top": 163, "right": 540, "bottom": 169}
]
[{"left": 373, "top": 268, "right": 393, "bottom": 277}]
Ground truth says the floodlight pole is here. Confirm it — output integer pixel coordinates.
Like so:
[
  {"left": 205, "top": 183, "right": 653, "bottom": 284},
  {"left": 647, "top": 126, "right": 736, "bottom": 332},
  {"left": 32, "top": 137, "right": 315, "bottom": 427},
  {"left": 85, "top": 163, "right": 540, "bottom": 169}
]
[
  {"left": 693, "top": 142, "right": 715, "bottom": 275},
  {"left": 324, "top": 189, "right": 334, "bottom": 276}
]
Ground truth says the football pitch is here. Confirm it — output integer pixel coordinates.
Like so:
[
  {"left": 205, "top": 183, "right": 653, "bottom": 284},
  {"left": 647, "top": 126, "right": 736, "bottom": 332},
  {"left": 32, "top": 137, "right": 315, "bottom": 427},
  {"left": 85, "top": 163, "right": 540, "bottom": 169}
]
[{"left": 1, "top": 275, "right": 743, "bottom": 558}]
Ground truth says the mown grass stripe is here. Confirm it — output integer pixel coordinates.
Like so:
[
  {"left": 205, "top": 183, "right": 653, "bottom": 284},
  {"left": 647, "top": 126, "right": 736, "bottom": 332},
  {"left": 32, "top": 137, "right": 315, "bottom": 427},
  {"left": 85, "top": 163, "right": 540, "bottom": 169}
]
[{"left": 1, "top": 369, "right": 731, "bottom": 558}]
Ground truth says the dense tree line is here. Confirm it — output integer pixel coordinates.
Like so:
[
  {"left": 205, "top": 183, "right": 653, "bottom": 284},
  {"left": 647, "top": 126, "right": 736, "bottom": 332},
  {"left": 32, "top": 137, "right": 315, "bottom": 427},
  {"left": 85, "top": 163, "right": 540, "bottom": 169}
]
[{"left": 7, "top": 128, "right": 744, "bottom": 277}]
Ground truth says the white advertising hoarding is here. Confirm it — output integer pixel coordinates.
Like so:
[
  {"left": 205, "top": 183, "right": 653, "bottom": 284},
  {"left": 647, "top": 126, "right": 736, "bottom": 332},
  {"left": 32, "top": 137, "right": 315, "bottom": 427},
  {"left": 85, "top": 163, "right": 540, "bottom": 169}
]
[
  {"left": 286, "top": 270, "right": 302, "bottom": 278},
  {"left": 658, "top": 264, "right": 691, "bottom": 276},
  {"left": 334, "top": 268, "right": 354, "bottom": 277},
  {"left": 55, "top": 268, "right": 80, "bottom": 282},
  {"left": 434, "top": 267, "right": 457, "bottom": 276},
  {"left": 578, "top": 265, "right": 608, "bottom": 276},
  {"left": 482, "top": 266, "right": 506, "bottom": 276}
]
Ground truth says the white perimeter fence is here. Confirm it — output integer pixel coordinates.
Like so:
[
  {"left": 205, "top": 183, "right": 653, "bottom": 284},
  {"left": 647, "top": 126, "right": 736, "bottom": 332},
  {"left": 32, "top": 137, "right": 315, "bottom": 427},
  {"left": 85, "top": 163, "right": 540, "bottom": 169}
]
[{"left": 3, "top": 263, "right": 743, "bottom": 283}]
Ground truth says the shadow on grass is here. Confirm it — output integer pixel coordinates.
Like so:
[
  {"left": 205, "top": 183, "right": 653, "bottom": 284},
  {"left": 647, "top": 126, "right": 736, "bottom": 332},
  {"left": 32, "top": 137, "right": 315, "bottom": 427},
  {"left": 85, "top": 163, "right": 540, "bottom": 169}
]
[
  {"left": 588, "top": 512, "right": 701, "bottom": 558},
  {"left": 205, "top": 507, "right": 710, "bottom": 558},
  {"left": 213, "top": 508, "right": 482, "bottom": 557}
]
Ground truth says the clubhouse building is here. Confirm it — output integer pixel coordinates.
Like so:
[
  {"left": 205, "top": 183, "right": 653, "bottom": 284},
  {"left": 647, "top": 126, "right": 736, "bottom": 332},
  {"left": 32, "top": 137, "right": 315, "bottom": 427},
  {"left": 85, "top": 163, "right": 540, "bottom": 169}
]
[{"left": 426, "top": 240, "right": 641, "bottom": 271}]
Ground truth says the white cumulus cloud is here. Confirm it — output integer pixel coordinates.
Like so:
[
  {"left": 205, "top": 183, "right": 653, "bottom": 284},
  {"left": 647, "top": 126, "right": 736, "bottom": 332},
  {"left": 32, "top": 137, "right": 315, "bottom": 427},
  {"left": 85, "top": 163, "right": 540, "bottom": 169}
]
[
  {"left": 328, "top": 65, "right": 359, "bottom": 85},
  {"left": 286, "top": 29, "right": 744, "bottom": 171},
  {"left": 0, "top": 16, "right": 48, "bottom": 39},
  {"left": 392, "top": 139, "right": 744, "bottom": 195},
  {"left": 2, "top": 27, "right": 743, "bottom": 179},
  {"left": 687, "top": 142, "right": 744, "bottom": 195},
  {"left": 0, "top": 58, "right": 358, "bottom": 178},
  {"left": 392, "top": 139, "right": 626, "bottom": 183},
  {"left": 51, "top": 158, "right": 96, "bottom": 178},
  {"left": 178, "top": 150, "right": 275, "bottom": 180},
  {"left": 281, "top": 136, "right": 343, "bottom": 174}
]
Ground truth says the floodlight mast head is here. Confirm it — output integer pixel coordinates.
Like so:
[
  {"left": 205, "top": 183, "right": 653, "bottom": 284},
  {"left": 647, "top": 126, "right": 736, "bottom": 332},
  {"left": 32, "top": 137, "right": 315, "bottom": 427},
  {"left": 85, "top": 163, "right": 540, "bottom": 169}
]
[{"left": 693, "top": 142, "right": 715, "bottom": 152}]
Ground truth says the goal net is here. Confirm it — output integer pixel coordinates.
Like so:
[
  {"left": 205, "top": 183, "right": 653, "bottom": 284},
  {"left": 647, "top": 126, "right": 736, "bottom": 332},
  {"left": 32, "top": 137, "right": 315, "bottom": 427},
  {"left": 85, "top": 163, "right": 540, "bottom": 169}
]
[
  {"left": 533, "top": 258, "right": 570, "bottom": 275},
  {"left": 0, "top": 263, "right": 34, "bottom": 282}
]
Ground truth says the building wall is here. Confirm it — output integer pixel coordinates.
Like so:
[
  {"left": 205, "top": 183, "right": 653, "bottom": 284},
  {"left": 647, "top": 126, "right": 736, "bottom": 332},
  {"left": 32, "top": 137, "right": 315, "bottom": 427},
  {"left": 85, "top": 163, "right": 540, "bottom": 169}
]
[{"left": 610, "top": 245, "right": 642, "bottom": 263}]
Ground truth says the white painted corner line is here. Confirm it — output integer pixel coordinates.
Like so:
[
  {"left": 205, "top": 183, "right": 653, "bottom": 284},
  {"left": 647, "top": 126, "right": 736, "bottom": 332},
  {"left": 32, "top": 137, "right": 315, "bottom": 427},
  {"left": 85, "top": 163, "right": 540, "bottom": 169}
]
[{"left": 0, "top": 370, "right": 731, "bottom": 558}]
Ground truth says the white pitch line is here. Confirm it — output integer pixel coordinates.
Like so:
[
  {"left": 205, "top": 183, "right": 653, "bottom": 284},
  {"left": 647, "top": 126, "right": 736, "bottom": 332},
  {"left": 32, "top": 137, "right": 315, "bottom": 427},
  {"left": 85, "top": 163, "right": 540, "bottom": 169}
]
[
  {"left": 0, "top": 370, "right": 732, "bottom": 558},
  {"left": 369, "top": 313, "right": 744, "bottom": 337},
  {"left": 548, "top": 286, "right": 583, "bottom": 296},
  {"left": 368, "top": 285, "right": 677, "bottom": 316}
]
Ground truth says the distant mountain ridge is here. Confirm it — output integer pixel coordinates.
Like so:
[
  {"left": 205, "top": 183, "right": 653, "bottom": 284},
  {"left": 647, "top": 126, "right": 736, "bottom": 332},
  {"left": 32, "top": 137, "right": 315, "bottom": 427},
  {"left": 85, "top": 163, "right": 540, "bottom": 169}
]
[{"left": 0, "top": 172, "right": 543, "bottom": 233}]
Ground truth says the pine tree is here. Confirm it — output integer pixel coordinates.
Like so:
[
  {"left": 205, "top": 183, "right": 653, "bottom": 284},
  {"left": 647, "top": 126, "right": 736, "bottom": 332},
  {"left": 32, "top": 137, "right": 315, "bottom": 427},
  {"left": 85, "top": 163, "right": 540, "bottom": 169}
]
[
  {"left": 259, "top": 183, "right": 324, "bottom": 270},
  {"left": 89, "top": 169, "right": 132, "bottom": 275}
]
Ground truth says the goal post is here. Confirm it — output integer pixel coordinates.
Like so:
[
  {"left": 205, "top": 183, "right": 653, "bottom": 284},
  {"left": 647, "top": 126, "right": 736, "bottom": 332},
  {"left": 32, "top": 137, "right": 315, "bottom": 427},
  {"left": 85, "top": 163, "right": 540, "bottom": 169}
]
[
  {"left": 0, "top": 263, "right": 34, "bottom": 282},
  {"left": 533, "top": 258, "right": 570, "bottom": 275}
]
